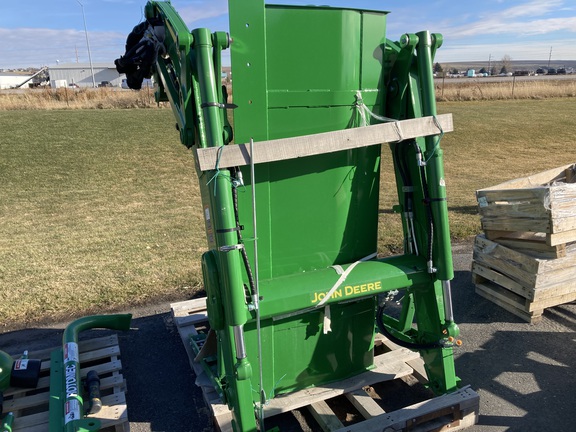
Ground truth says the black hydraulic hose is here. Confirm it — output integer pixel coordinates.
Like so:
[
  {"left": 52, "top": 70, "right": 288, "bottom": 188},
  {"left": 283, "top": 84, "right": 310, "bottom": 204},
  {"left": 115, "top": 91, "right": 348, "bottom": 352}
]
[
  {"left": 393, "top": 141, "right": 417, "bottom": 253},
  {"left": 231, "top": 168, "right": 256, "bottom": 296},
  {"left": 393, "top": 141, "right": 409, "bottom": 188},
  {"left": 376, "top": 306, "right": 441, "bottom": 350}
]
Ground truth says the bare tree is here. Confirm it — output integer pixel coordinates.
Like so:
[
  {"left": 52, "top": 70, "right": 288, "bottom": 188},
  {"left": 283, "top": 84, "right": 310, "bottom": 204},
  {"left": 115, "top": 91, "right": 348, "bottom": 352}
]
[{"left": 500, "top": 54, "right": 512, "bottom": 74}]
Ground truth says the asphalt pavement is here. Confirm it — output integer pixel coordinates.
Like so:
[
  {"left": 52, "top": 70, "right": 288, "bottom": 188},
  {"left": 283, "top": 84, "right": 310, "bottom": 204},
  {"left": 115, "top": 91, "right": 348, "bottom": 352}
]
[{"left": 2, "top": 239, "right": 575, "bottom": 431}]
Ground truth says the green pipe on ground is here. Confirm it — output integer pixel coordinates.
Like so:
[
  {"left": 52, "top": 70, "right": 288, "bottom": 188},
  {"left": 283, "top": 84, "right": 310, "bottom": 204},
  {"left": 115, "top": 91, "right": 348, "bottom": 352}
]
[
  {"left": 0, "top": 351, "right": 13, "bottom": 392},
  {"left": 1, "top": 412, "right": 14, "bottom": 432},
  {"left": 49, "top": 314, "right": 132, "bottom": 432}
]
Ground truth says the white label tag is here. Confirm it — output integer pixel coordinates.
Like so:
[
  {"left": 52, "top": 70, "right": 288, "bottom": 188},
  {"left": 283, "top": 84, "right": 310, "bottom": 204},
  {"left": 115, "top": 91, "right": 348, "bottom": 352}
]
[
  {"left": 65, "top": 399, "right": 81, "bottom": 424},
  {"left": 64, "top": 342, "right": 79, "bottom": 363},
  {"left": 14, "top": 359, "right": 29, "bottom": 370}
]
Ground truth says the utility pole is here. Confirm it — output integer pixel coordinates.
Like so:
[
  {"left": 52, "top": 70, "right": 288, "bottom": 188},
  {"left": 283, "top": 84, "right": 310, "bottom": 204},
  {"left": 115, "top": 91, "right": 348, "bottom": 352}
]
[
  {"left": 488, "top": 54, "right": 492, "bottom": 75},
  {"left": 76, "top": 0, "right": 96, "bottom": 88},
  {"left": 548, "top": 46, "right": 552, "bottom": 69}
]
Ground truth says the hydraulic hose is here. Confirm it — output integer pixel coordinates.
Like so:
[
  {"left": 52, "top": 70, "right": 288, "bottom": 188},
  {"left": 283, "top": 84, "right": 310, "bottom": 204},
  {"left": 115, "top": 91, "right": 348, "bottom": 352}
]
[
  {"left": 393, "top": 140, "right": 418, "bottom": 255},
  {"left": 412, "top": 141, "right": 435, "bottom": 271},
  {"left": 231, "top": 167, "right": 256, "bottom": 297}
]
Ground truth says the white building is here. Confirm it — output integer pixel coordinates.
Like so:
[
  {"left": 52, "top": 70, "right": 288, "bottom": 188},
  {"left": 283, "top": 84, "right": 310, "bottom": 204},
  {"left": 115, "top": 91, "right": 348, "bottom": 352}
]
[
  {"left": 0, "top": 73, "right": 34, "bottom": 89},
  {"left": 48, "top": 63, "right": 123, "bottom": 88}
]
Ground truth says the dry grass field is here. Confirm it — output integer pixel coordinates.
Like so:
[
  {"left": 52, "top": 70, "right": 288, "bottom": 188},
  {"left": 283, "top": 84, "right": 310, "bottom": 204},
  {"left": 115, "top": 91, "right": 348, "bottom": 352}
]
[
  {"left": 437, "top": 77, "right": 576, "bottom": 101},
  {"left": 1, "top": 76, "right": 575, "bottom": 110},
  {"left": 0, "top": 87, "right": 159, "bottom": 110},
  {"left": 0, "top": 87, "right": 575, "bottom": 329}
]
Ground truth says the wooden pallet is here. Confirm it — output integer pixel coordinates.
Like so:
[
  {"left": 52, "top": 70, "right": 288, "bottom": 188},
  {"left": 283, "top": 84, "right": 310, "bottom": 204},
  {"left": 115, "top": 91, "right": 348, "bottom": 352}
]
[
  {"left": 483, "top": 231, "right": 571, "bottom": 259},
  {"left": 476, "top": 162, "right": 576, "bottom": 247},
  {"left": 2, "top": 335, "right": 129, "bottom": 432},
  {"left": 171, "top": 298, "right": 479, "bottom": 432},
  {"left": 472, "top": 234, "right": 576, "bottom": 324}
]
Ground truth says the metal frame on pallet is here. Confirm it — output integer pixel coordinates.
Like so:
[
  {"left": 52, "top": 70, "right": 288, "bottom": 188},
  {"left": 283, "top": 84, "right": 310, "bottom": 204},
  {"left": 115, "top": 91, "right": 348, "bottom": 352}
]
[{"left": 118, "top": 1, "right": 463, "bottom": 430}]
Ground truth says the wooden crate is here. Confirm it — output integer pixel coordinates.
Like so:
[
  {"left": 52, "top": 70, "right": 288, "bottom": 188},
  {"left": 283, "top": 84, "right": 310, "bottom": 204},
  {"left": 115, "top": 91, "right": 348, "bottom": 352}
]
[
  {"left": 476, "top": 163, "right": 576, "bottom": 247},
  {"left": 2, "top": 335, "right": 129, "bottom": 432},
  {"left": 171, "top": 298, "right": 479, "bottom": 432},
  {"left": 472, "top": 235, "right": 576, "bottom": 323}
]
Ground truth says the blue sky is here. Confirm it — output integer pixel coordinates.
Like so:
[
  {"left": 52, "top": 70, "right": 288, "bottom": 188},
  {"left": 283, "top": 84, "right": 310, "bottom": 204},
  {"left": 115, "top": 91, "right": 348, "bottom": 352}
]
[{"left": 1, "top": 0, "right": 575, "bottom": 69}]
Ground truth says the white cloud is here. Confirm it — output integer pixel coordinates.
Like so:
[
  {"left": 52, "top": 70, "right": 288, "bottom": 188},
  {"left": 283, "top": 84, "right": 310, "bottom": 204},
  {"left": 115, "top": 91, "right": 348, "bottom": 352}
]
[
  {"left": 444, "top": 0, "right": 575, "bottom": 38},
  {"left": 174, "top": 0, "right": 228, "bottom": 25},
  {"left": 503, "top": 0, "right": 563, "bottom": 18},
  {"left": 449, "top": 16, "right": 576, "bottom": 38}
]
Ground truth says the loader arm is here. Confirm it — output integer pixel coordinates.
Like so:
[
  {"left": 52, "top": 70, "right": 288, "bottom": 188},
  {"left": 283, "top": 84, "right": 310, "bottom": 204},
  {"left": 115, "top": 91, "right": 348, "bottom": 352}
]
[{"left": 115, "top": 2, "right": 462, "bottom": 431}]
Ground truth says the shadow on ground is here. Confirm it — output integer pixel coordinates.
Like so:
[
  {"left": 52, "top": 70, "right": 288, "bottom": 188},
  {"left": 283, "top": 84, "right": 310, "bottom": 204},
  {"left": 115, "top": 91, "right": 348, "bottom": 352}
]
[{"left": 452, "top": 269, "right": 576, "bottom": 432}]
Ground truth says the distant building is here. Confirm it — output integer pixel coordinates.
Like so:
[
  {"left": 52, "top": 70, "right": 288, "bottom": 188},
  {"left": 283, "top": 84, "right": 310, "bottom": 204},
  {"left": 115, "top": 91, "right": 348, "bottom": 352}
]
[
  {"left": 0, "top": 72, "right": 34, "bottom": 89},
  {"left": 48, "top": 63, "right": 123, "bottom": 88}
]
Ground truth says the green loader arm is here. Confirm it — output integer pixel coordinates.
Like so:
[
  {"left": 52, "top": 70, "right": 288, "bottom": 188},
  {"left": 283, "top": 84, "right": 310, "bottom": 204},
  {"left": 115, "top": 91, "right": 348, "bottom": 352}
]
[{"left": 115, "top": 2, "right": 462, "bottom": 431}]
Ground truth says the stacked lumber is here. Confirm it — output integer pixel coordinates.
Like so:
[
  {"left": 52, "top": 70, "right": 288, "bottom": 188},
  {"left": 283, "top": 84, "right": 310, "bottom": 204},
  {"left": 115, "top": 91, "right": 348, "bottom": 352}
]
[{"left": 472, "top": 163, "right": 576, "bottom": 323}]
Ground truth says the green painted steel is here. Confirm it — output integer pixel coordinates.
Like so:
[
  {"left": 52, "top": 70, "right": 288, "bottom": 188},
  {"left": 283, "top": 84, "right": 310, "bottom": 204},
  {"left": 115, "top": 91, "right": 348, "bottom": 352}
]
[
  {"left": 130, "top": 1, "right": 463, "bottom": 430},
  {"left": 49, "top": 314, "right": 132, "bottom": 432},
  {"left": 0, "top": 351, "right": 13, "bottom": 391},
  {"left": 1, "top": 412, "right": 14, "bottom": 432}
]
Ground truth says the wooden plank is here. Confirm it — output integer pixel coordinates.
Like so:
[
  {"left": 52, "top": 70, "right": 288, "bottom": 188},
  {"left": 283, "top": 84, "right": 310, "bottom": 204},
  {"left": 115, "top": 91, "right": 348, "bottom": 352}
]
[
  {"left": 308, "top": 400, "right": 345, "bottom": 432},
  {"left": 481, "top": 217, "right": 551, "bottom": 234},
  {"left": 550, "top": 217, "right": 576, "bottom": 233},
  {"left": 472, "top": 262, "right": 536, "bottom": 301},
  {"left": 474, "top": 235, "right": 576, "bottom": 288},
  {"left": 195, "top": 114, "right": 453, "bottom": 171},
  {"left": 528, "top": 290, "right": 576, "bottom": 312},
  {"left": 13, "top": 394, "right": 127, "bottom": 432},
  {"left": 475, "top": 282, "right": 542, "bottom": 324},
  {"left": 33, "top": 345, "right": 121, "bottom": 375},
  {"left": 484, "top": 229, "right": 515, "bottom": 241},
  {"left": 171, "top": 297, "right": 208, "bottom": 316},
  {"left": 473, "top": 235, "right": 539, "bottom": 287},
  {"left": 533, "top": 265, "right": 576, "bottom": 289},
  {"left": 494, "top": 237, "right": 565, "bottom": 259},
  {"left": 483, "top": 230, "right": 567, "bottom": 257},
  {"left": 171, "top": 298, "right": 210, "bottom": 328},
  {"left": 548, "top": 228, "right": 576, "bottom": 246},
  {"left": 476, "top": 188, "right": 548, "bottom": 204},
  {"left": 5, "top": 375, "right": 124, "bottom": 412},
  {"left": 4, "top": 335, "right": 119, "bottom": 366},
  {"left": 263, "top": 349, "right": 418, "bottom": 417},
  {"left": 214, "top": 409, "right": 235, "bottom": 432},
  {"left": 333, "top": 387, "right": 479, "bottom": 432},
  {"left": 477, "top": 163, "right": 575, "bottom": 191},
  {"left": 345, "top": 389, "right": 386, "bottom": 419},
  {"left": 375, "top": 336, "right": 428, "bottom": 384},
  {"left": 475, "top": 279, "right": 528, "bottom": 311},
  {"left": 533, "top": 279, "right": 576, "bottom": 301},
  {"left": 478, "top": 201, "right": 550, "bottom": 219}
]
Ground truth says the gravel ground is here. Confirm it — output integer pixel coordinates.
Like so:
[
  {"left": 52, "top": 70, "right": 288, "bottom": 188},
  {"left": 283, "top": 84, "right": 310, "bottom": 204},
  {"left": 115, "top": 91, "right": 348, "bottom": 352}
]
[{"left": 1, "top": 239, "right": 575, "bottom": 431}]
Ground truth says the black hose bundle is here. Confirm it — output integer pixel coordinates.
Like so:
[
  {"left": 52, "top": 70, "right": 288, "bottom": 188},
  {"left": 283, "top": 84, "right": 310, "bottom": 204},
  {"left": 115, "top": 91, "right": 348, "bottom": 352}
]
[{"left": 114, "top": 21, "right": 164, "bottom": 90}]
